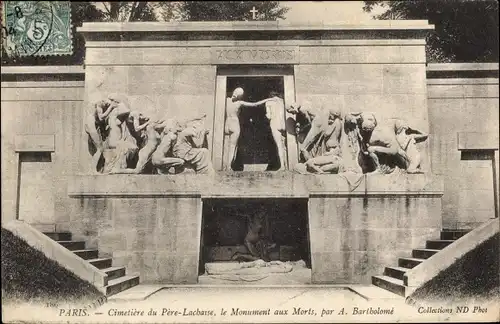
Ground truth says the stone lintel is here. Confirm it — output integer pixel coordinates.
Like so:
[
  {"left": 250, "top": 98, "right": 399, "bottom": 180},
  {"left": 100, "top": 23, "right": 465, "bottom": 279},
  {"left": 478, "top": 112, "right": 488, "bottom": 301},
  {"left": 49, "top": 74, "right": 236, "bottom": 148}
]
[
  {"left": 68, "top": 173, "right": 444, "bottom": 198},
  {"left": 15, "top": 135, "right": 55, "bottom": 152},
  {"left": 427, "top": 63, "right": 499, "bottom": 79},
  {"left": 78, "top": 21, "right": 434, "bottom": 42},
  {"left": 457, "top": 132, "right": 499, "bottom": 151},
  {"left": 1, "top": 66, "right": 85, "bottom": 82}
]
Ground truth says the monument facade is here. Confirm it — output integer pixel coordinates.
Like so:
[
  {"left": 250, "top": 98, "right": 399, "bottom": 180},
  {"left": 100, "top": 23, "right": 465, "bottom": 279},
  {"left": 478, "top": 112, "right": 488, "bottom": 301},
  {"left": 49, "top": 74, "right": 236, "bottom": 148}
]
[{"left": 2, "top": 21, "right": 498, "bottom": 286}]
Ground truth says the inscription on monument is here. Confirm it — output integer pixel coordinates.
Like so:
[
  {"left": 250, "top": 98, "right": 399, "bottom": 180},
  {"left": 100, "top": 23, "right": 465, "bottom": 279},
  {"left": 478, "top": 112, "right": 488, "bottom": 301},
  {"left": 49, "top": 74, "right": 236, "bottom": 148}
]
[{"left": 211, "top": 46, "right": 299, "bottom": 64}]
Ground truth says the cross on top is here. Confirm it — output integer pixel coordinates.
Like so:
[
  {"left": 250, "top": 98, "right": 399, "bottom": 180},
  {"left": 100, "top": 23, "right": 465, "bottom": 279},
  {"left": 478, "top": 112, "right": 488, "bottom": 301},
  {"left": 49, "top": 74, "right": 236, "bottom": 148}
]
[{"left": 250, "top": 6, "right": 258, "bottom": 20}]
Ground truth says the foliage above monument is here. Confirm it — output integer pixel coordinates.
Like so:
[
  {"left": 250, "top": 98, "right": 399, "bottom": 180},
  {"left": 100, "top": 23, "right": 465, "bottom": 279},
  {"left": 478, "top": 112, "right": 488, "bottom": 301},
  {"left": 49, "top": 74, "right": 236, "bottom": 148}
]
[
  {"left": 363, "top": 0, "right": 499, "bottom": 63},
  {"left": 1, "top": 1, "right": 289, "bottom": 66}
]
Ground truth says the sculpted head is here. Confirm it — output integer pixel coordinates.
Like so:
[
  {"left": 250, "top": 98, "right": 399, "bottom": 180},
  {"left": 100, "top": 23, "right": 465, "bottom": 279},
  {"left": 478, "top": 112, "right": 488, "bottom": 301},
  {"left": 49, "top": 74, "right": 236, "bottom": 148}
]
[
  {"left": 107, "top": 93, "right": 121, "bottom": 105},
  {"left": 95, "top": 99, "right": 110, "bottom": 111},
  {"left": 162, "top": 119, "right": 182, "bottom": 135},
  {"left": 286, "top": 102, "right": 301, "bottom": 115},
  {"left": 327, "top": 107, "right": 342, "bottom": 124},
  {"left": 361, "top": 113, "right": 377, "bottom": 132},
  {"left": 231, "top": 87, "right": 244, "bottom": 101}
]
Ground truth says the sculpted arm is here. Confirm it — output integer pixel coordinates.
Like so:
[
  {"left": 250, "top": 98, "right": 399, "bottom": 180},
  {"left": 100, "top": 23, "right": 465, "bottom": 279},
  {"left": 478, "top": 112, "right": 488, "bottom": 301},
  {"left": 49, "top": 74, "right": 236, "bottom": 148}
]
[
  {"left": 300, "top": 123, "right": 322, "bottom": 161},
  {"left": 131, "top": 112, "right": 150, "bottom": 132},
  {"left": 407, "top": 128, "right": 429, "bottom": 143},
  {"left": 240, "top": 98, "right": 272, "bottom": 108},
  {"left": 95, "top": 104, "right": 114, "bottom": 121}
]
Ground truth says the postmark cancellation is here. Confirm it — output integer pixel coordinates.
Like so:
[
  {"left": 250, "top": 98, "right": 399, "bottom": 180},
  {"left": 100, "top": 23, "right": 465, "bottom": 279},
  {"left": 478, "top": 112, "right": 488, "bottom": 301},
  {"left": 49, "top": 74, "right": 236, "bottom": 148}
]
[{"left": 2, "top": 1, "right": 72, "bottom": 57}]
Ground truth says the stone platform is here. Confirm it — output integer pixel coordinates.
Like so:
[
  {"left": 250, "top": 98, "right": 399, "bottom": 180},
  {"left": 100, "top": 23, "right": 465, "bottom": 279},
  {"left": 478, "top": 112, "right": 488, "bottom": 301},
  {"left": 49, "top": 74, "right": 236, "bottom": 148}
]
[
  {"left": 68, "top": 172, "right": 443, "bottom": 198},
  {"left": 66, "top": 172, "right": 443, "bottom": 285}
]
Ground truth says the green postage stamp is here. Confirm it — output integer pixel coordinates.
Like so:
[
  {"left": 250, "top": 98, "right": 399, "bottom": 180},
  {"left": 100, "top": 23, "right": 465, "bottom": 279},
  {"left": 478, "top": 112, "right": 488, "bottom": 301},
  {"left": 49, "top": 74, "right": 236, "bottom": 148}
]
[{"left": 2, "top": 1, "right": 72, "bottom": 57}]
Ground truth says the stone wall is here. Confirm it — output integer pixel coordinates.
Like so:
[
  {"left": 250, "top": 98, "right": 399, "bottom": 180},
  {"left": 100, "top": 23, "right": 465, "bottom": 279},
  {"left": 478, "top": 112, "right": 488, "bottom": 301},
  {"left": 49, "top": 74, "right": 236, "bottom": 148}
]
[
  {"left": 309, "top": 195, "right": 441, "bottom": 284},
  {"left": 1, "top": 66, "right": 85, "bottom": 228},
  {"left": 69, "top": 195, "right": 201, "bottom": 284},
  {"left": 427, "top": 63, "right": 499, "bottom": 229},
  {"left": 68, "top": 173, "right": 443, "bottom": 284}
]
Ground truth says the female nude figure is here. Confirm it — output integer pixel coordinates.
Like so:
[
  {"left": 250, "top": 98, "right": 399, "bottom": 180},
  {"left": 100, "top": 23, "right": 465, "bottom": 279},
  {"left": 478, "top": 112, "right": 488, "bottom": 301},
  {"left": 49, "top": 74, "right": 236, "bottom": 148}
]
[
  {"left": 225, "top": 88, "right": 272, "bottom": 171},
  {"left": 84, "top": 99, "right": 114, "bottom": 173}
]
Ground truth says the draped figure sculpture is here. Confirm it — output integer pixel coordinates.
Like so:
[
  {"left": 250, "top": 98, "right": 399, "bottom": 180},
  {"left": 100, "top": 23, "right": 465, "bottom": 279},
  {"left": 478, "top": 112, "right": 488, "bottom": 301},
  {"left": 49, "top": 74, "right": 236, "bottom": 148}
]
[
  {"left": 173, "top": 117, "right": 215, "bottom": 175},
  {"left": 289, "top": 102, "right": 345, "bottom": 174},
  {"left": 101, "top": 94, "right": 139, "bottom": 174}
]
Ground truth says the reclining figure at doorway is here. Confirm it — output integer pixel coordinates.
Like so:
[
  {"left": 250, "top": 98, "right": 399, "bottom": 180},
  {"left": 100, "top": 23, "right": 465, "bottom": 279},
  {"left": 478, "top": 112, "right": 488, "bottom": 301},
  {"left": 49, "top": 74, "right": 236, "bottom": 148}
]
[{"left": 344, "top": 112, "right": 429, "bottom": 174}]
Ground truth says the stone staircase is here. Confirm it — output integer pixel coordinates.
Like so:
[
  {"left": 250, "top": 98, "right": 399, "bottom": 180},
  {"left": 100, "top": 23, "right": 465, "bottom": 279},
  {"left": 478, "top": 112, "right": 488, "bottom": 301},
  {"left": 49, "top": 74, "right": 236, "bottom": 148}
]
[
  {"left": 43, "top": 231, "right": 139, "bottom": 296},
  {"left": 372, "top": 229, "right": 470, "bottom": 297}
]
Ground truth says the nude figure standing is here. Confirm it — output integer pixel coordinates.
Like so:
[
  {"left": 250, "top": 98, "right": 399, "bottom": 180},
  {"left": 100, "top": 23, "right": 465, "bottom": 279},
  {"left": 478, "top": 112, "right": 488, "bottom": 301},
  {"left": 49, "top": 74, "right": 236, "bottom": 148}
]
[{"left": 224, "top": 87, "right": 272, "bottom": 171}]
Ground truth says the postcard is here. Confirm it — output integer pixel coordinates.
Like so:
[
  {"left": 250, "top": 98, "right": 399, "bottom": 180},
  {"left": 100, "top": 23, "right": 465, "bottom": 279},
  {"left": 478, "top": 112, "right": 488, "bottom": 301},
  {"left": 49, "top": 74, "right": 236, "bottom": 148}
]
[{"left": 2, "top": 1, "right": 499, "bottom": 323}]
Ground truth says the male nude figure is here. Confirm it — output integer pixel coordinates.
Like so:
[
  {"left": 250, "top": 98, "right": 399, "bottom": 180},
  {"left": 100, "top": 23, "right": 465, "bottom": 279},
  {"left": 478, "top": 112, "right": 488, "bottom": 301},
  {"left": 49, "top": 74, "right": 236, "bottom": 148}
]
[
  {"left": 231, "top": 211, "right": 276, "bottom": 262},
  {"left": 84, "top": 99, "right": 114, "bottom": 173},
  {"left": 225, "top": 88, "right": 272, "bottom": 170},
  {"left": 265, "top": 91, "right": 287, "bottom": 170},
  {"left": 286, "top": 101, "right": 319, "bottom": 140},
  {"left": 394, "top": 119, "right": 429, "bottom": 173},
  {"left": 346, "top": 112, "right": 409, "bottom": 173}
]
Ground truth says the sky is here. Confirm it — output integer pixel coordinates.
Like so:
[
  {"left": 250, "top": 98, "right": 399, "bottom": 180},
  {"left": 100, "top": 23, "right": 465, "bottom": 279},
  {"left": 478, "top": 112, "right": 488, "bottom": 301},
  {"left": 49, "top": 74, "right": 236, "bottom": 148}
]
[{"left": 280, "top": 1, "right": 384, "bottom": 24}]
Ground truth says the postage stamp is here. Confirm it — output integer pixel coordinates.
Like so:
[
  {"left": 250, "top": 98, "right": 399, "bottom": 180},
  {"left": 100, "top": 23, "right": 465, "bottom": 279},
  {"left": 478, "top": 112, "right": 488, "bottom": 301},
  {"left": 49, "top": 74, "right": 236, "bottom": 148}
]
[{"left": 2, "top": 1, "right": 72, "bottom": 57}]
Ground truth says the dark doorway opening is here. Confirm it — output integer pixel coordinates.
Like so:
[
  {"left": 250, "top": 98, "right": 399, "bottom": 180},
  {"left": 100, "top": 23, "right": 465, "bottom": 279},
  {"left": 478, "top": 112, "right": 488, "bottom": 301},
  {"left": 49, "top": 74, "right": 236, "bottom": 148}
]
[
  {"left": 198, "top": 198, "right": 311, "bottom": 284},
  {"left": 226, "top": 77, "right": 285, "bottom": 171}
]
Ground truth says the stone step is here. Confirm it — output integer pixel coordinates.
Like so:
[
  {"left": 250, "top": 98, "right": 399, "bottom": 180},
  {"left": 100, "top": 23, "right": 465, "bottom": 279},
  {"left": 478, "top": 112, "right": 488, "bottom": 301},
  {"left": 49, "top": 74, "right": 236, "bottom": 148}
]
[
  {"left": 88, "top": 257, "right": 113, "bottom": 269},
  {"left": 73, "top": 249, "right": 99, "bottom": 260},
  {"left": 43, "top": 232, "right": 72, "bottom": 241},
  {"left": 56, "top": 240, "right": 86, "bottom": 251},
  {"left": 398, "top": 257, "right": 425, "bottom": 269},
  {"left": 372, "top": 275, "right": 405, "bottom": 297},
  {"left": 412, "top": 248, "right": 440, "bottom": 259},
  {"left": 103, "top": 266, "right": 127, "bottom": 281},
  {"left": 441, "top": 230, "right": 470, "bottom": 240},
  {"left": 383, "top": 266, "right": 408, "bottom": 280},
  {"left": 105, "top": 274, "right": 140, "bottom": 297},
  {"left": 426, "top": 239, "right": 455, "bottom": 249}
]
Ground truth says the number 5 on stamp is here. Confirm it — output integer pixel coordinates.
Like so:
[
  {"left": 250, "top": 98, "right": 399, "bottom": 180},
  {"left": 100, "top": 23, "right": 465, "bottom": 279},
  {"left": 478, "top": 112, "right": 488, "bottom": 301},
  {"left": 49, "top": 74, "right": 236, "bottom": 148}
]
[{"left": 2, "top": 1, "right": 73, "bottom": 57}]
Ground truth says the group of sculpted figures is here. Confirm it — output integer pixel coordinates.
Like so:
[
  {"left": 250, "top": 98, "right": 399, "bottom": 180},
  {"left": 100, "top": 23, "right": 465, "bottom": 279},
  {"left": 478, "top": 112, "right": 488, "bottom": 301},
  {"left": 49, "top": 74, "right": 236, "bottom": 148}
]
[
  {"left": 85, "top": 90, "right": 429, "bottom": 175},
  {"left": 85, "top": 94, "right": 214, "bottom": 175},
  {"left": 224, "top": 86, "right": 428, "bottom": 175},
  {"left": 288, "top": 101, "right": 429, "bottom": 175}
]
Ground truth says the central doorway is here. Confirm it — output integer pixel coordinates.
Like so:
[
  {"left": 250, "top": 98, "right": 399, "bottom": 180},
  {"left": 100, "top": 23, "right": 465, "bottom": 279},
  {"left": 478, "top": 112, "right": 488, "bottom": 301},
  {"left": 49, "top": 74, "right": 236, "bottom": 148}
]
[
  {"left": 198, "top": 198, "right": 312, "bottom": 285},
  {"left": 227, "top": 76, "right": 284, "bottom": 171},
  {"left": 212, "top": 65, "right": 299, "bottom": 171}
]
